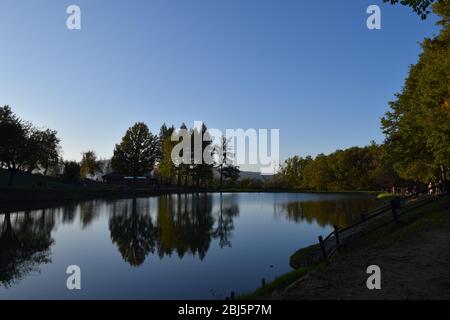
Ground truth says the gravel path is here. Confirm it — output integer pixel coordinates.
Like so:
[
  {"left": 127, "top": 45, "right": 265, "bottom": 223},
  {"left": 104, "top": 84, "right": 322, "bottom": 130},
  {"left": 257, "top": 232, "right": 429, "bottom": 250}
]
[{"left": 274, "top": 225, "right": 450, "bottom": 300}]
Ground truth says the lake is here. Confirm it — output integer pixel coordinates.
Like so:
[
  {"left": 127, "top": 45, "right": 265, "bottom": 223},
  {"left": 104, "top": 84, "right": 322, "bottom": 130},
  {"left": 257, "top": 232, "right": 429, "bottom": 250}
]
[{"left": 0, "top": 192, "right": 377, "bottom": 299}]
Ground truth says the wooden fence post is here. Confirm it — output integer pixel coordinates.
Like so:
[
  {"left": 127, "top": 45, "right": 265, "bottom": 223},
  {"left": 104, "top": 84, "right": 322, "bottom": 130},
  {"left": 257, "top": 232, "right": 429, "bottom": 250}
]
[
  {"left": 445, "top": 180, "right": 450, "bottom": 198},
  {"left": 390, "top": 198, "right": 399, "bottom": 224},
  {"left": 333, "top": 225, "right": 341, "bottom": 251},
  {"left": 318, "top": 236, "right": 327, "bottom": 261}
]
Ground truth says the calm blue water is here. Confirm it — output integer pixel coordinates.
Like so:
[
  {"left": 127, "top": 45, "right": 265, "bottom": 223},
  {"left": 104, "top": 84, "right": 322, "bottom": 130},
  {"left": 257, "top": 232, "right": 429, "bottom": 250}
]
[{"left": 0, "top": 192, "right": 376, "bottom": 299}]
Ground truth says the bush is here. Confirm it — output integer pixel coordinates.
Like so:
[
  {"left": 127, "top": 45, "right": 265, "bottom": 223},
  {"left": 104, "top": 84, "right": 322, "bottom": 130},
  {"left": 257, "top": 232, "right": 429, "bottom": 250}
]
[{"left": 63, "top": 161, "right": 81, "bottom": 182}]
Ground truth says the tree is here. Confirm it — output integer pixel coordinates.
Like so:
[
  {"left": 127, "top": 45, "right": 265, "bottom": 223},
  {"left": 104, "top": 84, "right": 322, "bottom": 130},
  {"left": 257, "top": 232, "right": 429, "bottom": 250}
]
[
  {"left": 217, "top": 136, "right": 240, "bottom": 187},
  {"left": 63, "top": 161, "right": 81, "bottom": 182},
  {"left": 190, "top": 123, "right": 214, "bottom": 187},
  {"left": 157, "top": 123, "right": 170, "bottom": 161},
  {"left": 24, "top": 128, "right": 61, "bottom": 175},
  {"left": 383, "top": 0, "right": 442, "bottom": 19},
  {"left": 175, "top": 123, "right": 191, "bottom": 186},
  {"left": 37, "top": 129, "right": 60, "bottom": 176},
  {"left": 0, "top": 106, "right": 61, "bottom": 185},
  {"left": 0, "top": 106, "right": 30, "bottom": 186},
  {"left": 157, "top": 124, "right": 176, "bottom": 183},
  {"left": 381, "top": 0, "right": 450, "bottom": 183},
  {"left": 80, "top": 150, "right": 101, "bottom": 178},
  {"left": 274, "top": 143, "right": 402, "bottom": 191},
  {"left": 23, "top": 128, "right": 43, "bottom": 173},
  {"left": 111, "top": 122, "right": 159, "bottom": 178},
  {"left": 221, "top": 166, "right": 240, "bottom": 185}
]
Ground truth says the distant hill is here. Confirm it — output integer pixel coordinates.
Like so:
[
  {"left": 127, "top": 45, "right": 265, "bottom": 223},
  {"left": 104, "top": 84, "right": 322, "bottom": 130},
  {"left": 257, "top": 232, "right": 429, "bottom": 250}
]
[
  {"left": 210, "top": 167, "right": 272, "bottom": 182},
  {"left": 238, "top": 170, "right": 273, "bottom": 182}
]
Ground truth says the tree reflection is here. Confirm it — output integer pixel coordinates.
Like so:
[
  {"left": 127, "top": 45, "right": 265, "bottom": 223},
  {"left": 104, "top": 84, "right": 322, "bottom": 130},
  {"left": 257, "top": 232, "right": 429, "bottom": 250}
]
[
  {"left": 61, "top": 203, "right": 77, "bottom": 224},
  {"left": 108, "top": 193, "right": 240, "bottom": 266},
  {"left": 278, "top": 198, "right": 377, "bottom": 227},
  {"left": 109, "top": 198, "right": 156, "bottom": 267},
  {"left": 156, "top": 193, "right": 215, "bottom": 260},
  {"left": 212, "top": 193, "right": 239, "bottom": 248},
  {"left": 0, "top": 209, "right": 55, "bottom": 287},
  {"left": 79, "top": 200, "right": 102, "bottom": 229}
]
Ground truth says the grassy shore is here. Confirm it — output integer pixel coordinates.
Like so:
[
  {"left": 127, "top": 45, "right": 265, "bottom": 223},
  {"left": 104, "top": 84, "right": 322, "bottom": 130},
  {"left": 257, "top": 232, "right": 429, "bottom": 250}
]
[{"left": 239, "top": 195, "right": 450, "bottom": 299}]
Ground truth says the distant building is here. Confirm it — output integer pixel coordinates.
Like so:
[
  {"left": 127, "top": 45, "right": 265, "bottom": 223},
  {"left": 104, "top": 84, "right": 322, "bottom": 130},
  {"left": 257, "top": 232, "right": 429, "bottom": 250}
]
[
  {"left": 102, "top": 172, "right": 157, "bottom": 186},
  {"left": 102, "top": 172, "right": 126, "bottom": 184}
]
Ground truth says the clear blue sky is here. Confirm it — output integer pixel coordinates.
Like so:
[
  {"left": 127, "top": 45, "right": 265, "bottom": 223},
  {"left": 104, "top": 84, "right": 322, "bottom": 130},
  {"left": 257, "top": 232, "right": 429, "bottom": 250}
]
[{"left": 0, "top": 0, "right": 440, "bottom": 168}]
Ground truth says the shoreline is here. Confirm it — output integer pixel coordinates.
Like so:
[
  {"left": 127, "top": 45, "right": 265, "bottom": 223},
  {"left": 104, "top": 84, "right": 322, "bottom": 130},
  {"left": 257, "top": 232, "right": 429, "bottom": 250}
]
[{"left": 0, "top": 186, "right": 379, "bottom": 212}]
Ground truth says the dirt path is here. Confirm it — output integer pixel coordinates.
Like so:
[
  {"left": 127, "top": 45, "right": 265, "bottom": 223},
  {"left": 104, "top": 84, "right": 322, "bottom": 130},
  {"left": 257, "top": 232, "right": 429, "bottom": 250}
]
[{"left": 274, "top": 226, "right": 450, "bottom": 300}]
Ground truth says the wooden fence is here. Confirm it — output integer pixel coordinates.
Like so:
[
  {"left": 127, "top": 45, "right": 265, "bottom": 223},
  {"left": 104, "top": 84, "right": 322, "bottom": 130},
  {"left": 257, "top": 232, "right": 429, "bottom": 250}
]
[{"left": 317, "top": 182, "right": 449, "bottom": 262}]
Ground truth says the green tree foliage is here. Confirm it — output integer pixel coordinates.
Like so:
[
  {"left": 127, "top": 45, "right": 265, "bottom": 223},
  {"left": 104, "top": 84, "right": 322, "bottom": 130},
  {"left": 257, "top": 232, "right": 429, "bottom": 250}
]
[
  {"left": 36, "top": 129, "right": 60, "bottom": 176},
  {"left": 190, "top": 123, "right": 215, "bottom": 186},
  {"left": 24, "top": 128, "right": 60, "bottom": 175},
  {"left": 382, "top": 0, "right": 450, "bottom": 183},
  {"left": 80, "top": 150, "right": 102, "bottom": 178},
  {"left": 111, "top": 122, "right": 159, "bottom": 178},
  {"left": 63, "top": 161, "right": 81, "bottom": 182},
  {"left": 383, "top": 0, "right": 442, "bottom": 19},
  {"left": 275, "top": 143, "right": 402, "bottom": 191},
  {"left": 0, "top": 106, "right": 30, "bottom": 176},
  {"left": 221, "top": 166, "right": 240, "bottom": 185},
  {"left": 0, "top": 106, "right": 60, "bottom": 186}
]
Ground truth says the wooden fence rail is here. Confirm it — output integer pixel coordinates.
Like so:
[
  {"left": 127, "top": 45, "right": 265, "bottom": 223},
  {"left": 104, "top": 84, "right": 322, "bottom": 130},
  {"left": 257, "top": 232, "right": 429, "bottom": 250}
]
[{"left": 317, "top": 182, "right": 449, "bottom": 262}]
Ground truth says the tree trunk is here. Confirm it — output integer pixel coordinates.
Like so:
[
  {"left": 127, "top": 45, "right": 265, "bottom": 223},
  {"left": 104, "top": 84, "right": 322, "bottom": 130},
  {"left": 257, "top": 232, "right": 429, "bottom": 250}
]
[
  {"left": 441, "top": 165, "right": 449, "bottom": 194},
  {"left": 8, "top": 168, "right": 16, "bottom": 188},
  {"left": 441, "top": 165, "right": 447, "bottom": 181},
  {"left": 440, "top": 165, "right": 446, "bottom": 193}
]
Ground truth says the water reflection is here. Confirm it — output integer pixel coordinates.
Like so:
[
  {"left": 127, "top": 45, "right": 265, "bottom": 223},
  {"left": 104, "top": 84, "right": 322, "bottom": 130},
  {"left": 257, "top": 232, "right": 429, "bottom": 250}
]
[
  {"left": 109, "top": 198, "right": 156, "bottom": 267},
  {"left": 277, "top": 197, "right": 377, "bottom": 227},
  {"left": 0, "top": 210, "right": 54, "bottom": 287},
  {"left": 156, "top": 193, "right": 214, "bottom": 260},
  {"left": 213, "top": 194, "right": 239, "bottom": 248},
  {"left": 0, "top": 193, "right": 374, "bottom": 290}
]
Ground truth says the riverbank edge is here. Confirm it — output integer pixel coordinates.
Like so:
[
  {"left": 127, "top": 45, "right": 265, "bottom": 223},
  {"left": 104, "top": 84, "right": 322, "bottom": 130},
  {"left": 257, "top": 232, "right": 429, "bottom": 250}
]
[
  {"left": 0, "top": 186, "right": 380, "bottom": 212},
  {"left": 238, "top": 196, "right": 450, "bottom": 300}
]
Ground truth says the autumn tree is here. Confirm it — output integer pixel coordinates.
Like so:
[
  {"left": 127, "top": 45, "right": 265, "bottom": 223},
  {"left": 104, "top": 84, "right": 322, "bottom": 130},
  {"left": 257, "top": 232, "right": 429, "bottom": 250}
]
[
  {"left": 80, "top": 150, "right": 102, "bottom": 178},
  {"left": 157, "top": 124, "right": 176, "bottom": 183},
  {"left": 381, "top": 0, "right": 450, "bottom": 183}
]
